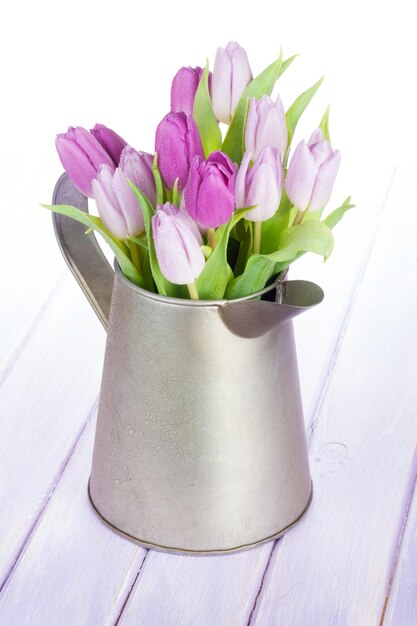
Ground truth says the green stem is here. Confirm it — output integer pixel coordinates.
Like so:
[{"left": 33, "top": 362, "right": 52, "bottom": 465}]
[
  {"left": 127, "top": 240, "right": 142, "bottom": 274},
  {"left": 292, "top": 210, "right": 305, "bottom": 226},
  {"left": 187, "top": 283, "right": 199, "bottom": 300},
  {"left": 207, "top": 228, "right": 217, "bottom": 249},
  {"left": 253, "top": 221, "right": 262, "bottom": 254}
]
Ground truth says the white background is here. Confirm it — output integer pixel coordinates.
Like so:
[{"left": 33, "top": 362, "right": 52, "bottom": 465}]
[{"left": 0, "top": 0, "right": 415, "bottom": 319}]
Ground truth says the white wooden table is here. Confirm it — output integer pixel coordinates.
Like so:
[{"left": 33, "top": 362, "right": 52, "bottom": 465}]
[{"left": 1, "top": 164, "right": 416, "bottom": 625}]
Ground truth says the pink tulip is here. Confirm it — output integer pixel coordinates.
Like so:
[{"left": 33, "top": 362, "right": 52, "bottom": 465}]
[
  {"left": 90, "top": 123, "right": 127, "bottom": 164},
  {"left": 236, "top": 147, "right": 283, "bottom": 222},
  {"left": 285, "top": 129, "right": 341, "bottom": 212},
  {"left": 119, "top": 146, "right": 156, "bottom": 207},
  {"left": 183, "top": 151, "right": 237, "bottom": 228},
  {"left": 152, "top": 203, "right": 205, "bottom": 285},
  {"left": 245, "top": 95, "right": 287, "bottom": 161},
  {"left": 171, "top": 66, "right": 208, "bottom": 116},
  {"left": 155, "top": 112, "right": 204, "bottom": 189},
  {"left": 92, "top": 165, "right": 144, "bottom": 240},
  {"left": 55, "top": 126, "right": 115, "bottom": 198},
  {"left": 211, "top": 41, "right": 252, "bottom": 124}
]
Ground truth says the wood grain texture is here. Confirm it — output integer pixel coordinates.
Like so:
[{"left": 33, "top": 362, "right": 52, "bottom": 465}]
[
  {"left": 0, "top": 420, "right": 147, "bottom": 626},
  {"left": 383, "top": 449, "right": 417, "bottom": 626},
  {"left": 0, "top": 274, "right": 105, "bottom": 587},
  {"left": 250, "top": 166, "right": 417, "bottom": 625}
]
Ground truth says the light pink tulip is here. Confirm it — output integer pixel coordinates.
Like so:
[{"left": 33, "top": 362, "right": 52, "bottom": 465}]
[
  {"left": 119, "top": 146, "right": 156, "bottom": 207},
  {"left": 236, "top": 147, "right": 283, "bottom": 222},
  {"left": 245, "top": 95, "right": 287, "bottom": 161},
  {"left": 285, "top": 129, "right": 341, "bottom": 212},
  {"left": 152, "top": 203, "right": 205, "bottom": 285},
  {"left": 92, "top": 165, "right": 144, "bottom": 240},
  {"left": 211, "top": 41, "right": 252, "bottom": 124}
]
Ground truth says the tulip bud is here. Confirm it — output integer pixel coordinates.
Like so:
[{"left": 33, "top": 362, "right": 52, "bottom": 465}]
[
  {"left": 211, "top": 41, "right": 252, "bottom": 124},
  {"left": 92, "top": 165, "right": 144, "bottom": 240},
  {"left": 155, "top": 112, "right": 204, "bottom": 189},
  {"left": 119, "top": 146, "right": 156, "bottom": 206},
  {"left": 55, "top": 126, "right": 115, "bottom": 198},
  {"left": 236, "top": 147, "right": 283, "bottom": 222},
  {"left": 245, "top": 95, "right": 287, "bottom": 161},
  {"left": 152, "top": 203, "right": 205, "bottom": 285},
  {"left": 285, "top": 129, "right": 341, "bottom": 212},
  {"left": 171, "top": 66, "right": 208, "bottom": 116},
  {"left": 90, "top": 123, "right": 128, "bottom": 164},
  {"left": 183, "top": 151, "right": 237, "bottom": 228}
]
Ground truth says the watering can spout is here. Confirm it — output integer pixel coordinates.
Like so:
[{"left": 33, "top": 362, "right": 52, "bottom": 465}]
[{"left": 219, "top": 280, "right": 324, "bottom": 338}]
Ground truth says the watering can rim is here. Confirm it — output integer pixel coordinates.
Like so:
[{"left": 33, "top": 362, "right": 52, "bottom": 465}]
[{"left": 113, "top": 258, "right": 289, "bottom": 308}]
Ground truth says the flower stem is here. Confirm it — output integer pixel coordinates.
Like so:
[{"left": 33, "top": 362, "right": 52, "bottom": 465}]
[
  {"left": 253, "top": 221, "right": 262, "bottom": 254},
  {"left": 187, "top": 283, "right": 199, "bottom": 300},
  {"left": 207, "top": 228, "right": 217, "bottom": 249},
  {"left": 127, "top": 240, "right": 142, "bottom": 273},
  {"left": 292, "top": 210, "right": 304, "bottom": 226}
]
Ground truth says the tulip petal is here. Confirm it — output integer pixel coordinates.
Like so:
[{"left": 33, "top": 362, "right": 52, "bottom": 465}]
[
  {"left": 68, "top": 126, "right": 115, "bottom": 170},
  {"left": 90, "top": 123, "right": 127, "bottom": 164},
  {"left": 246, "top": 162, "right": 281, "bottom": 222},
  {"left": 112, "top": 168, "right": 144, "bottom": 237},
  {"left": 285, "top": 140, "right": 319, "bottom": 211},
  {"left": 309, "top": 150, "right": 341, "bottom": 211},
  {"left": 196, "top": 169, "right": 235, "bottom": 228},
  {"left": 119, "top": 146, "right": 156, "bottom": 206},
  {"left": 235, "top": 151, "right": 252, "bottom": 208},
  {"left": 212, "top": 47, "right": 233, "bottom": 124},
  {"left": 92, "top": 176, "right": 128, "bottom": 240},
  {"left": 230, "top": 45, "right": 253, "bottom": 116},
  {"left": 55, "top": 136, "right": 98, "bottom": 197}
]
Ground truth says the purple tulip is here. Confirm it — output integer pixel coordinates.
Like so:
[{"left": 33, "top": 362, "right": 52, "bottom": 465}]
[
  {"left": 92, "top": 165, "right": 144, "bottom": 240},
  {"left": 119, "top": 146, "right": 156, "bottom": 206},
  {"left": 211, "top": 41, "right": 252, "bottom": 124},
  {"left": 155, "top": 112, "right": 204, "bottom": 189},
  {"left": 90, "top": 123, "right": 128, "bottom": 164},
  {"left": 152, "top": 203, "right": 205, "bottom": 285},
  {"left": 183, "top": 151, "right": 237, "bottom": 228},
  {"left": 245, "top": 95, "right": 287, "bottom": 161},
  {"left": 285, "top": 129, "right": 341, "bottom": 212},
  {"left": 171, "top": 66, "right": 208, "bottom": 116},
  {"left": 55, "top": 126, "right": 115, "bottom": 198},
  {"left": 236, "top": 147, "right": 283, "bottom": 222}
]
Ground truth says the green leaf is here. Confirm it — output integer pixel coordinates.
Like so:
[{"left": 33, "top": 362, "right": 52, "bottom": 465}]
[
  {"left": 195, "top": 208, "right": 250, "bottom": 299},
  {"left": 193, "top": 61, "right": 222, "bottom": 157},
  {"left": 222, "top": 50, "right": 283, "bottom": 164},
  {"left": 285, "top": 76, "right": 324, "bottom": 163},
  {"left": 42, "top": 203, "right": 144, "bottom": 287},
  {"left": 278, "top": 54, "right": 299, "bottom": 77},
  {"left": 152, "top": 153, "right": 165, "bottom": 204},
  {"left": 319, "top": 105, "right": 331, "bottom": 142},
  {"left": 324, "top": 196, "right": 355, "bottom": 229},
  {"left": 172, "top": 178, "right": 180, "bottom": 206},
  {"left": 261, "top": 190, "right": 293, "bottom": 254},
  {"left": 128, "top": 183, "right": 186, "bottom": 298},
  {"left": 226, "top": 220, "right": 334, "bottom": 299}
]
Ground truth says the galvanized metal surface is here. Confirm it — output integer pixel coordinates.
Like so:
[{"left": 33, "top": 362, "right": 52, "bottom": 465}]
[{"left": 52, "top": 173, "right": 322, "bottom": 554}]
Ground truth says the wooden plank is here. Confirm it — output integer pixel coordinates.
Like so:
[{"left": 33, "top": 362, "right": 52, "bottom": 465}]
[
  {"left": 250, "top": 165, "right": 417, "bottom": 625},
  {"left": 0, "top": 274, "right": 105, "bottom": 587},
  {"left": 108, "top": 170, "right": 392, "bottom": 626},
  {"left": 0, "top": 420, "right": 147, "bottom": 626},
  {"left": 383, "top": 450, "right": 417, "bottom": 626}
]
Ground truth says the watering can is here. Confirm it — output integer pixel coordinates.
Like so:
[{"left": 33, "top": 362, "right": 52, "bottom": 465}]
[{"left": 52, "top": 173, "right": 323, "bottom": 555}]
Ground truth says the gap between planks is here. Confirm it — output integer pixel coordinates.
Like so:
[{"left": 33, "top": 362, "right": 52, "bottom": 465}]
[{"left": 378, "top": 446, "right": 417, "bottom": 625}]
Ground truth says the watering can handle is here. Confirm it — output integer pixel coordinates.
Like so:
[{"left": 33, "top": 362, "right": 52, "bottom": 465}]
[{"left": 52, "top": 173, "right": 113, "bottom": 331}]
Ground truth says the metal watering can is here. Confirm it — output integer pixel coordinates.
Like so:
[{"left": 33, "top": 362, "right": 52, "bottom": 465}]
[{"left": 52, "top": 173, "right": 324, "bottom": 555}]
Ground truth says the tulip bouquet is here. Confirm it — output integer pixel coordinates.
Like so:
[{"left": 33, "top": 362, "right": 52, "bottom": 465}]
[{"left": 43, "top": 42, "right": 353, "bottom": 300}]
